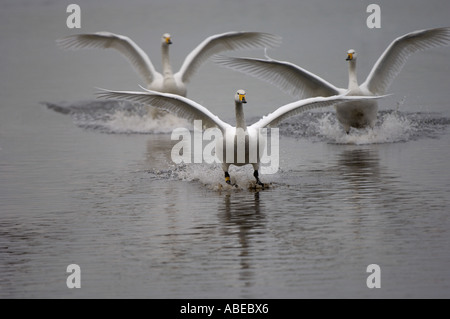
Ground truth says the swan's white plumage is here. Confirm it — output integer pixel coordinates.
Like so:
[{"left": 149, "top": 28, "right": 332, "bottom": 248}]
[{"left": 57, "top": 31, "right": 282, "bottom": 96}]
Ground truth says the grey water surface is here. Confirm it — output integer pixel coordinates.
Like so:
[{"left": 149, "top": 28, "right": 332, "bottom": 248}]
[{"left": 1, "top": 0, "right": 450, "bottom": 298}]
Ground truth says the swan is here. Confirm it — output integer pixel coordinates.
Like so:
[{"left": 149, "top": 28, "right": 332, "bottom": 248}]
[
  {"left": 214, "top": 27, "right": 450, "bottom": 133},
  {"left": 57, "top": 31, "right": 281, "bottom": 96},
  {"left": 96, "top": 88, "right": 384, "bottom": 186}
]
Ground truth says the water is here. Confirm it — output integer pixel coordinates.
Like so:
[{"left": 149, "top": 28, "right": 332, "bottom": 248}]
[{"left": 1, "top": 0, "right": 450, "bottom": 298}]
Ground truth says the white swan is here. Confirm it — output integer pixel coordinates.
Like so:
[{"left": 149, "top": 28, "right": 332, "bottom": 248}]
[
  {"left": 96, "top": 88, "right": 383, "bottom": 186},
  {"left": 214, "top": 27, "right": 450, "bottom": 133},
  {"left": 57, "top": 31, "right": 281, "bottom": 97}
]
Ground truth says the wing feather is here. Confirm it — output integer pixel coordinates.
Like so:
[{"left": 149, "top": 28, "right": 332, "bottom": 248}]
[
  {"left": 57, "top": 32, "right": 161, "bottom": 86},
  {"left": 362, "top": 27, "right": 450, "bottom": 94},
  {"left": 96, "top": 88, "right": 230, "bottom": 131},
  {"left": 250, "top": 95, "right": 386, "bottom": 129},
  {"left": 214, "top": 55, "right": 342, "bottom": 99},
  {"left": 177, "top": 31, "right": 282, "bottom": 83}
]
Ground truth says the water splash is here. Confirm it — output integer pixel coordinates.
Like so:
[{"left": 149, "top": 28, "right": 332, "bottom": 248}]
[
  {"left": 102, "top": 109, "right": 190, "bottom": 134},
  {"left": 45, "top": 100, "right": 450, "bottom": 143},
  {"left": 146, "top": 163, "right": 275, "bottom": 192},
  {"left": 316, "top": 111, "right": 417, "bottom": 144},
  {"left": 45, "top": 100, "right": 190, "bottom": 134},
  {"left": 278, "top": 110, "right": 449, "bottom": 145}
]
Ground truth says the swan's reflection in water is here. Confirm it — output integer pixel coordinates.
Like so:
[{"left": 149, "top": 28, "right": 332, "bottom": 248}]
[
  {"left": 334, "top": 146, "right": 382, "bottom": 211},
  {"left": 217, "top": 191, "right": 266, "bottom": 289},
  {"left": 145, "top": 135, "right": 176, "bottom": 169}
]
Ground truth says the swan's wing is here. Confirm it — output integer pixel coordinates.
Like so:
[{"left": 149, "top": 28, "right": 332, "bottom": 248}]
[
  {"left": 176, "top": 31, "right": 282, "bottom": 84},
  {"left": 250, "top": 95, "right": 387, "bottom": 129},
  {"left": 56, "top": 32, "right": 162, "bottom": 86},
  {"left": 96, "top": 88, "right": 231, "bottom": 131},
  {"left": 362, "top": 27, "right": 450, "bottom": 95},
  {"left": 214, "top": 55, "right": 343, "bottom": 99}
]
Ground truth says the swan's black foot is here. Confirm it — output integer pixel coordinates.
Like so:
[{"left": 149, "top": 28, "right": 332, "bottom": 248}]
[
  {"left": 256, "top": 180, "right": 264, "bottom": 189},
  {"left": 253, "top": 170, "right": 265, "bottom": 189}
]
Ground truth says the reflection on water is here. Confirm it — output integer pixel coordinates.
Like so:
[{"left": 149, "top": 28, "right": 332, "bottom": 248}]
[
  {"left": 333, "top": 146, "right": 382, "bottom": 213},
  {"left": 336, "top": 147, "right": 380, "bottom": 176},
  {"left": 145, "top": 135, "right": 175, "bottom": 170},
  {"left": 218, "top": 192, "right": 265, "bottom": 289},
  {"left": 2, "top": 0, "right": 450, "bottom": 299}
]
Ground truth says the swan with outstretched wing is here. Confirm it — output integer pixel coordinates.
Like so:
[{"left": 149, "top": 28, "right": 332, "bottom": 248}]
[
  {"left": 96, "top": 88, "right": 385, "bottom": 187},
  {"left": 215, "top": 27, "right": 450, "bottom": 133},
  {"left": 57, "top": 31, "right": 282, "bottom": 97}
]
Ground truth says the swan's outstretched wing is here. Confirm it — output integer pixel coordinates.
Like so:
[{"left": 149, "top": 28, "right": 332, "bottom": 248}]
[
  {"left": 176, "top": 32, "right": 282, "bottom": 84},
  {"left": 214, "top": 55, "right": 343, "bottom": 99},
  {"left": 250, "top": 95, "right": 386, "bottom": 129},
  {"left": 96, "top": 88, "right": 231, "bottom": 131},
  {"left": 362, "top": 27, "right": 450, "bottom": 95},
  {"left": 57, "top": 32, "right": 162, "bottom": 86}
]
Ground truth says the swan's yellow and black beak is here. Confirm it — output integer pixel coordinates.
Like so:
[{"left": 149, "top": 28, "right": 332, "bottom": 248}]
[
  {"left": 235, "top": 90, "right": 247, "bottom": 104},
  {"left": 239, "top": 93, "right": 247, "bottom": 104},
  {"left": 166, "top": 36, "right": 172, "bottom": 45},
  {"left": 346, "top": 52, "right": 353, "bottom": 61}
]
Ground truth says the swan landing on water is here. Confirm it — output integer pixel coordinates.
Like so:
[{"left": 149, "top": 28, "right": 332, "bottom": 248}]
[
  {"left": 214, "top": 27, "right": 450, "bottom": 133},
  {"left": 57, "top": 31, "right": 282, "bottom": 97},
  {"left": 96, "top": 88, "right": 385, "bottom": 187}
]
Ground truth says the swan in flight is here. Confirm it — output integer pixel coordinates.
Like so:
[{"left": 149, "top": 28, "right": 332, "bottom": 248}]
[
  {"left": 96, "top": 88, "right": 383, "bottom": 186},
  {"left": 214, "top": 27, "right": 450, "bottom": 133},
  {"left": 57, "top": 31, "right": 281, "bottom": 97}
]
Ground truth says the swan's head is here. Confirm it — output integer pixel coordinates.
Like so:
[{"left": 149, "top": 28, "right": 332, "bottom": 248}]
[
  {"left": 346, "top": 49, "right": 356, "bottom": 61},
  {"left": 235, "top": 89, "right": 247, "bottom": 104},
  {"left": 162, "top": 33, "right": 172, "bottom": 45}
]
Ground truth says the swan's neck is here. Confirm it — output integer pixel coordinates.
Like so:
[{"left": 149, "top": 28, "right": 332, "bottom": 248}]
[
  {"left": 161, "top": 45, "right": 173, "bottom": 77},
  {"left": 347, "top": 60, "right": 359, "bottom": 91},
  {"left": 235, "top": 102, "right": 247, "bottom": 131}
]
